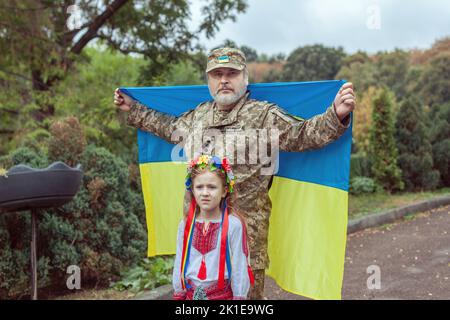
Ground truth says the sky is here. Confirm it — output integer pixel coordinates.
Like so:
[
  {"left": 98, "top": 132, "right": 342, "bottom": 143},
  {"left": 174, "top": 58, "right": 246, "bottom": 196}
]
[{"left": 190, "top": 0, "right": 450, "bottom": 56}]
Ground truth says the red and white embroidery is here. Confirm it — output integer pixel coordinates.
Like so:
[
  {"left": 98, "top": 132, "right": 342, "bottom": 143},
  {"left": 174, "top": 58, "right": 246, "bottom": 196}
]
[
  {"left": 192, "top": 221, "right": 221, "bottom": 280},
  {"left": 192, "top": 222, "right": 221, "bottom": 254}
]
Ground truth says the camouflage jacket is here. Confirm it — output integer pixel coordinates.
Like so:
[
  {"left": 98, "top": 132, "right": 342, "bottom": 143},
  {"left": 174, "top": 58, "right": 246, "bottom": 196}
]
[{"left": 127, "top": 91, "right": 351, "bottom": 269}]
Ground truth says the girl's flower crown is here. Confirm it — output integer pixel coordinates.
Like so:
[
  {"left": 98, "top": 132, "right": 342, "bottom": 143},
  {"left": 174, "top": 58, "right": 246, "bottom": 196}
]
[{"left": 185, "top": 155, "right": 236, "bottom": 193}]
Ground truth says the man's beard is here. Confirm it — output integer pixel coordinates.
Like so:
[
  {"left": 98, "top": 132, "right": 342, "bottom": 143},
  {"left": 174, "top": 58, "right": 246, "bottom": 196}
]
[{"left": 212, "top": 85, "right": 247, "bottom": 107}]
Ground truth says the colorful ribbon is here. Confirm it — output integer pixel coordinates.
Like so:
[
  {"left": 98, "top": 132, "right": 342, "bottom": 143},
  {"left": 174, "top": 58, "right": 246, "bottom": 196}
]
[{"left": 180, "top": 198, "right": 232, "bottom": 290}]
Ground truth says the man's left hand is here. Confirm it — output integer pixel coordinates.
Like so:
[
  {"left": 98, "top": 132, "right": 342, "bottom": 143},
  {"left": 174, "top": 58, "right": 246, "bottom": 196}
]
[{"left": 333, "top": 82, "right": 356, "bottom": 122}]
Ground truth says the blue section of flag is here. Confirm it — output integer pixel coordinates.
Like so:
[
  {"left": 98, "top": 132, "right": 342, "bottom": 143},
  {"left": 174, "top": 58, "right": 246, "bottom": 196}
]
[{"left": 121, "top": 80, "right": 352, "bottom": 191}]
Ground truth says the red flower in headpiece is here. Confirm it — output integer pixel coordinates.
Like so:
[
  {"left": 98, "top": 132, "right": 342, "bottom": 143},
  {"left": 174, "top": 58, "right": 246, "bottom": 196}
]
[{"left": 222, "top": 157, "right": 231, "bottom": 173}]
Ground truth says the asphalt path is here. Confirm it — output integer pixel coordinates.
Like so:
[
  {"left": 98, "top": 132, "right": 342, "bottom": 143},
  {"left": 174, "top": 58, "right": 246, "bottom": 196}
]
[{"left": 264, "top": 205, "right": 450, "bottom": 300}]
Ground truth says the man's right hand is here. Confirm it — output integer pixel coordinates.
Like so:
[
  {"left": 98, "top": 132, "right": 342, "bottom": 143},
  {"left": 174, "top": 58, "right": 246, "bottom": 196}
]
[{"left": 114, "top": 88, "right": 134, "bottom": 112}]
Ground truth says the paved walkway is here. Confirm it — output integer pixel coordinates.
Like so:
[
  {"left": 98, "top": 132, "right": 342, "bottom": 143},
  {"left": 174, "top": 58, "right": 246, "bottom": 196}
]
[{"left": 264, "top": 205, "right": 450, "bottom": 299}]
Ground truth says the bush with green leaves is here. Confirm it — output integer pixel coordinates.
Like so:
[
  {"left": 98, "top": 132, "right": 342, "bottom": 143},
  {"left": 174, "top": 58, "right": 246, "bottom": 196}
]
[
  {"left": 349, "top": 176, "right": 382, "bottom": 195},
  {"left": 113, "top": 256, "right": 174, "bottom": 293},
  {"left": 0, "top": 117, "right": 147, "bottom": 299},
  {"left": 350, "top": 153, "right": 373, "bottom": 179}
]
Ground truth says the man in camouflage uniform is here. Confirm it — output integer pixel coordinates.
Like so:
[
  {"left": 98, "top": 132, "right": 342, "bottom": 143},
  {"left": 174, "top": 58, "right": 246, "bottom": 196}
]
[{"left": 114, "top": 47, "right": 355, "bottom": 299}]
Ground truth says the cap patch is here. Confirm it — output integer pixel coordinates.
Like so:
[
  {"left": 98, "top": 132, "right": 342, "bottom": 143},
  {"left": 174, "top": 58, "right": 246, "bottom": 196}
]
[{"left": 217, "top": 55, "right": 230, "bottom": 63}]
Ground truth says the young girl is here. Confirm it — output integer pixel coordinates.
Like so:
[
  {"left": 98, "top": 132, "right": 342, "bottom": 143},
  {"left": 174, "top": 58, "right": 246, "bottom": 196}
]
[{"left": 172, "top": 155, "right": 254, "bottom": 300}]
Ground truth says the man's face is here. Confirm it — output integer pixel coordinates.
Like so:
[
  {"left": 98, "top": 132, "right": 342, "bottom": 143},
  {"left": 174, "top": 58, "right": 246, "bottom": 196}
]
[{"left": 207, "top": 67, "right": 248, "bottom": 107}]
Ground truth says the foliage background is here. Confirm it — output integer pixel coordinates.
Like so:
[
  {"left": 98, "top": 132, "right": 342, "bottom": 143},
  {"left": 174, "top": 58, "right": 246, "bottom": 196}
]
[{"left": 0, "top": 1, "right": 449, "bottom": 299}]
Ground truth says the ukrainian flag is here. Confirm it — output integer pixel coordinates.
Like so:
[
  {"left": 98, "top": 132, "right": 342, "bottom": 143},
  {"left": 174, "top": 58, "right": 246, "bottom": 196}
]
[{"left": 120, "top": 80, "right": 352, "bottom": 300}]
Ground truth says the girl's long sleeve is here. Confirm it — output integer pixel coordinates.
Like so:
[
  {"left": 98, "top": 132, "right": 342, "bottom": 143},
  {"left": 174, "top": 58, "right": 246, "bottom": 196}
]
[{"left": 229, "top": 215, "right": 251, "bottom": 299}]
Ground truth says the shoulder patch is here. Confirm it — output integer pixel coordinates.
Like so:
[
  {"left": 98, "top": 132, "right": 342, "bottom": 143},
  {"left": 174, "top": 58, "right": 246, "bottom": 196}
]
[{"left": 269, "top": 105, "right": 301, "bottom": 124}]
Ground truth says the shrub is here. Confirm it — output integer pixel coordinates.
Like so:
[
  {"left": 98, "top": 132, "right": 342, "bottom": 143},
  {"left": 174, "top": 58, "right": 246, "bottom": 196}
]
[
  {"left": 349, "top": 176, "right": 382, "bottom": 195},
  {"left": 48, "top": 116, "right": 86, "bottom": 167},
  {"left": 113, "top": 256, "right": 174, "bottom": 293},
  {"left": 0, "top": 117, "right": 147, "bottom": 299},
  {"left": 350, "top": 154, "right": 373, "bottom": 179}
]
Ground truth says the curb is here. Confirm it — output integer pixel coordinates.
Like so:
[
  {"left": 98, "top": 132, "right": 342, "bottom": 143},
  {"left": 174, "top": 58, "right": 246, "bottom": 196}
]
[
  {"left": 347, "top": 195, "right": 450, "bottom": 234},
  {"left": 131, "top": 194, "right": 450, "bottom": 300}
]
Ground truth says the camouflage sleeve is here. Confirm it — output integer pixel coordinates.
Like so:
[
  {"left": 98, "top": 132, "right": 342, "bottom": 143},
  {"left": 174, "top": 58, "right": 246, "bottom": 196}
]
[
  {"left": 126, "top": 101, "right": 195, "bottom": 142},
  {"left": 264, "top": 103, "right": 351, "bottom": 152}
]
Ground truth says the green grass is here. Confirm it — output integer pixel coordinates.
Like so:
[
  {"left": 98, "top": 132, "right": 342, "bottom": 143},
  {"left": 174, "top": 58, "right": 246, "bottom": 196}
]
[{"left": 348, "top": 187, "right": 450, "bottom": 220}]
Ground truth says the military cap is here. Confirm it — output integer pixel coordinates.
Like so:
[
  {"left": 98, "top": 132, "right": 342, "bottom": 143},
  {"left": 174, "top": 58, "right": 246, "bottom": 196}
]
[{"left": 206, "top": 47, "right": 247, "bottom": 73}]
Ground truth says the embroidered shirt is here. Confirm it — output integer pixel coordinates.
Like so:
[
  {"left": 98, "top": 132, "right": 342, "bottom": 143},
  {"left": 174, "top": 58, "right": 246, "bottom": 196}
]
[{"left": 172, "top": 214, "right": 251, "bottom": 299}]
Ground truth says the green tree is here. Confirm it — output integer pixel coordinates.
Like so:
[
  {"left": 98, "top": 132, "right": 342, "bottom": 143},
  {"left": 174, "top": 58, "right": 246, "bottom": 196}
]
[
  {"left": 368, "top": 88, "right": 404, "bottom": 192},
  {"left": 373, "top": 49, "right": 410, "bottom": 100},
  {"left": 404, "top": 65, "right": 425, "bottom": 98},
  {"left": 429, "top": 102, "right": 450, "bottom": 187},
  {"left": 352, "top": 86, "right": 381, "bottom": 155},
  {"left": 164, "top": 60, "right": 204, "bottom": 86},
  {"left": 258, "top": 53, "right": 270, "bottom": 63},
  {"left": 280, "top": 44, "right": 346, "bottom": 81},
  {"left": 0, "top": 0, "right": 247, "bottom": 147},
  {"left": 240, "top": 45, "right": 258, "bottom": 62},
  {"left": 262, "top": 68, "right": 284, "bottom": 82},
  {"left": 336, "top": 52, "right": 377, "bottom": 93},
  {"left": 417, "top": 52, "right": 450, "bottom": 107},
  {"left": 221, "top": 39, "right": 238, "bottom": 49},
  {"left": 49, "top": 47, "right": 144, "bottom": 159},
  {"left": 395, "top": 97, "right": 440, "bottom": 191},
  {"left": 268, "top": 52, "right": 286, "bottom": 63},
  {"left": 342, "top": 51, "right": 371, "bottom": 66}
]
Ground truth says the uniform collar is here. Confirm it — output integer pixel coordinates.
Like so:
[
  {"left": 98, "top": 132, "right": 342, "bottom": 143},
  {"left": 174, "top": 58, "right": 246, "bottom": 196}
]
[{"left": 209, "top": 90, "right": 250, "bottom": 127}]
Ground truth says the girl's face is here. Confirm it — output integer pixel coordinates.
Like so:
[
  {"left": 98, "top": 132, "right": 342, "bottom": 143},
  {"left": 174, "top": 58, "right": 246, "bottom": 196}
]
[{"left": 192, "top": 171, "right": 227, "bottom": 214}]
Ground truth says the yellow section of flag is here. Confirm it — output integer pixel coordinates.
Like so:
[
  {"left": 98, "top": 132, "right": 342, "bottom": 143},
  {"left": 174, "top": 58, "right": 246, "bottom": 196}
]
[{"left": 267, "top": 176, "right": 348, "bottom": 300}]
